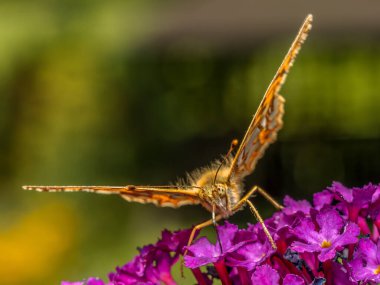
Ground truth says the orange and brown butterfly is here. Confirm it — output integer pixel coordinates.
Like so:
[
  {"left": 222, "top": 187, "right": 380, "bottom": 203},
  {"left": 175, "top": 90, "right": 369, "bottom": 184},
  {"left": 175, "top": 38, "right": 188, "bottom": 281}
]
[{"left": 23, "top": 14, "right": 313, "bottom": 250}]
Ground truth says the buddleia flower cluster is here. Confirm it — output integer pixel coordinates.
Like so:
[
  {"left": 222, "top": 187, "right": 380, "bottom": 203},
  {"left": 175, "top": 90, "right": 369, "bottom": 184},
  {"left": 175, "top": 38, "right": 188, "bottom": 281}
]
[{"left": 62, "top": 182, "right": 380, "bottom": 285}]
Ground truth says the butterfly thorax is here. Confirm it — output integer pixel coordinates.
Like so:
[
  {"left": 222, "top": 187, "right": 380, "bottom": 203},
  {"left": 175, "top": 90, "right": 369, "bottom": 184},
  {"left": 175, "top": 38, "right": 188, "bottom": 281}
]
[{"left": 194, "top": 166, "right": 243, "bottom": 217}]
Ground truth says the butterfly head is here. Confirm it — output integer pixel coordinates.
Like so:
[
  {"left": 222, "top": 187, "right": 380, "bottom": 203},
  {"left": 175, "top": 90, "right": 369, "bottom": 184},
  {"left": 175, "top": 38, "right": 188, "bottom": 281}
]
[
  {"left": 194, "top": 164, "right": 243, "bottom": 216},
  {"left": 198, "top": 182, "right": 241, "bottom": 216},
  {"left": 212, "top": 183, "right": 228, "bottom": 208}
]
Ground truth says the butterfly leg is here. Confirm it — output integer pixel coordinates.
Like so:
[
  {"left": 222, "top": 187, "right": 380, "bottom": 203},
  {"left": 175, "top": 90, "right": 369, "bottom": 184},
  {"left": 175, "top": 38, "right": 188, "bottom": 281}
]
[
  {"left": 181, "top": 214, "right": 223, "bottom": 276},
  {"left": 184, "top": 214, "right": 223, "bottom": 257},
  {"left": 246, "top": 200, "right": 277, "bottom": 249},
  {"left": 256, "top": 186, "right": 283, "bottom": 210},
  {"left": 231, "top": 187, "right": 277, "bottom": 249},
  {"left": 233, "top": 185, "right": 283, "bottom": 211}
]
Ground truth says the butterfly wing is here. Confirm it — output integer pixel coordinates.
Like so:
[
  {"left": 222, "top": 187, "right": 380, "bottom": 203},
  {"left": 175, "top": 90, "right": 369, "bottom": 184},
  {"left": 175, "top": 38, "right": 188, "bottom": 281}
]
[
  {"left": 22, "top": 185, "right": 201, "bottom": 208},
  {"left": 227, "top": 14, "right": 313, "bottom": 181}
]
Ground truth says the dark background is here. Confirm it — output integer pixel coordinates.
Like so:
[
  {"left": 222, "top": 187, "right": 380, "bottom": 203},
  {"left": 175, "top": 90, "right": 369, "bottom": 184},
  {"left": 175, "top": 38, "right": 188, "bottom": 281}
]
[{"left": 1, "top": 1, "right": 379, "bottom": 284}]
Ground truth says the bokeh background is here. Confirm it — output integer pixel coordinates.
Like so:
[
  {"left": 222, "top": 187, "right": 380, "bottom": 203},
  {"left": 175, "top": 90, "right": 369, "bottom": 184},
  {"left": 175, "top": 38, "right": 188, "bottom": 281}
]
[{"left": 1, "top": 1, "right": 379, "bottom": 284}]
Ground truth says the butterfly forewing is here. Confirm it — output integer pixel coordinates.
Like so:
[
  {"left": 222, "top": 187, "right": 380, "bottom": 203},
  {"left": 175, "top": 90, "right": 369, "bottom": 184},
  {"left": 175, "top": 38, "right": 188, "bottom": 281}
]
[
  {"left": 229, "top": 94, "right": 285, "bottom": 181},
  {"left": 227, "top": 14, "right": 313, "bottom": 181},
  {"left": 22, "top": 185, "right": 201, "bottom": 208}
]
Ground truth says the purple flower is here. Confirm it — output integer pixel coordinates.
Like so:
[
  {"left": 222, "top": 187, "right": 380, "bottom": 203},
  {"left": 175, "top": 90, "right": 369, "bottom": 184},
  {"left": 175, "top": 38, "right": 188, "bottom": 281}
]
[
  {"left": 291, "top": 208, "right": 360, "bottom": 262},
  {"left": 226, "top": 231, "right": 274, "bottom": 271},
  {"left": 60, "top": 182, "right": 380, "bottom": 285},
  {"left": 313, "top": 189, "right": 334, "bottom": 211},
  {"left": 369, "top": 186, "right": 380, "bottom": 230},
  {"left": 265, "top": 197, "right": 312, "bottom": 254},
  {"left": 315, "top": 182, "right": 377, "bottom": 222},
  {"left": 265, "top": 210, "right": 306, "bottom": 255},
  {"left": 250, "top": 265, "right": 305, "bottom": 285},
  {"left": 61, "top": 277, "right": 111, "bottom": 285},
  {"left": 157, "top": 228, "right": 193, "bottom": 254},
  {"left": 183, "top": 237, "right": 221, "bottom": 268},
  {"left": 251, "top": 265, "right": 280, "bottom": 285},
  {"left": 184, "top": 222, "right": 256, "bottom": 268},
  {"left": 349, "top": 238, "right": 380, "bottom": 283},
  {"left": 109, "top": 244, "right": 176, "bottom": 285},
  {"left": 283, "top": 274, "right": 305, "bottom": 285},
  {"left": 109, "top": 228, "right": 192, "bottom": 285},
  {"left": 283, "top": 195, "right": 311, "bottom": 215},
  {"left": 330, "top": 262, "right": 356, "bottom": 285}
]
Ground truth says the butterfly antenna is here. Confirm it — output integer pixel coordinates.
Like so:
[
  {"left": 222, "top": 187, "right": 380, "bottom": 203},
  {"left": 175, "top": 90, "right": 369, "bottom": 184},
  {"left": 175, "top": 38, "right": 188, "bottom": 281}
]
[{"left": 213, "top": 139, "right": 239, "bottom": 185}]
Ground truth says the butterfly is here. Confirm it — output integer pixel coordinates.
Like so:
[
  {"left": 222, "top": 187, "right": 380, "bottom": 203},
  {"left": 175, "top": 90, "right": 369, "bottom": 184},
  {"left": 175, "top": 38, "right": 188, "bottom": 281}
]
[{"left": 23, "top": 14, "right": 313, "bottom": 251}]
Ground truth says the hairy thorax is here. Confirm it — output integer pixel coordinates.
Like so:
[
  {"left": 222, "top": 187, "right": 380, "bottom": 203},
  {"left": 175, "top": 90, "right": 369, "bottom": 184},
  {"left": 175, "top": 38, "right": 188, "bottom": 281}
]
[{"left": 193, "top": 166, "right": 243, "bottom": 217}]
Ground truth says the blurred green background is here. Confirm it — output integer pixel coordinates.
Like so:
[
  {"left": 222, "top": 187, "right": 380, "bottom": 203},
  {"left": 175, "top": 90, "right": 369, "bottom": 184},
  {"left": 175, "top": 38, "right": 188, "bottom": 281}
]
[{"left": 1, "top": 1, "right": 380, "bottom": 284}]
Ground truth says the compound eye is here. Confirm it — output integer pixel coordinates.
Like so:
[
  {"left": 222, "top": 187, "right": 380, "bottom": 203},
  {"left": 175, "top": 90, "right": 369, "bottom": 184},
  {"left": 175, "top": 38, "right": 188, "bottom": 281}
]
[{"left": 217, "top": 185, "right": 225, "bottom": 195}]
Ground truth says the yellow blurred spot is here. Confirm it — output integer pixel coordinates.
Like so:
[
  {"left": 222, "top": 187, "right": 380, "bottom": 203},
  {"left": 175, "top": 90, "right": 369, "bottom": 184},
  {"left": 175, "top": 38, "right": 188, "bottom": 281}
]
[
  {"left": 0, "top": 202, "right": 78, "bottom": 284},
  {"left": 321, "top": 240, "right": 332, "bottom": 248},
  {"left": 374, "top": 265, "right": 380, "bottom": 275}
]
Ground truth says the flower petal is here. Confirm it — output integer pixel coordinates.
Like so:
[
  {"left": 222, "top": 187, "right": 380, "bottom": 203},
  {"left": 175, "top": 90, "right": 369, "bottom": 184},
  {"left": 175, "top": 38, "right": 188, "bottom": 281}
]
[
  {"left": 354, "top": 238, "right": 378, "bottom": 265},
  {"left": 283, "top": 274, "right": 305, "bottom": 285},
  {"left": 283, "top": 195, "right": 311, "bottom": 215},
  {"left": 184, "top": 237, "right": 220, "bottom": 268},
  {"left": 313, "top": 190, "right": 334, "bottom": 210},
  {"left": 217, "top": 221, "right": 239, "bottom": 250},
  {"left": 330, "top": 182, "right": 353, "bottom": 202},
  {"left": 226, "top": 240, "right": 274, "bottom": 271},
  {"left": 293, "top": 219, "right": 323, "bottom": 245},
  {"left": 291, "top": 241, "right": 321, "bottom": 254},
  {"left": 331, "top": 222, "right": 360, "bottom": 248},
  {"left": 251, "top": 265, "right": 280, "bottom": 285},
  {"left": 317, "top": 209, "right": 344, "bottom": 239}
]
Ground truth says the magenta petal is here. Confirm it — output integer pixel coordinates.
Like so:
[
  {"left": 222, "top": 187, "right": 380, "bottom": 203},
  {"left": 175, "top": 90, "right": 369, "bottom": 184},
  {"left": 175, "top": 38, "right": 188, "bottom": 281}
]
[
  {"left": 317, "top": 209, "right": 344, "bottom": 239},
  {"left": 356, "top": 237, "right": 378, "bottom": 262},
  {"left": 226, "top": 240, "right": 274, "bottom": 271},
  {"left": 86, "top": 278, "right": 109, "bottom": 285},
  {"left": 330, "top": 181, "right": 353, "bottom": 202},
  {"left": 251, "top": 265, "right": 280, "bottom": 285},
  {"left": 283, "top": 195, "right": 311, "bottom": 215},
  {"left": 157, "top": 228, "right": 192, "bottom": 254},
  {"left": 318, "top": 246, "right": 339, "bottom": 262},
  {"left": 293, "top": 219, "right": 322, "bottom": 245},
  {"left": 352, "top": 183, "right": 378, "bottom": 208},
  {"left": 376, "top": 239, "right": 380, "bottom": 262},
  {"left": 184, "top": 237, "right": 220, "bottom": 268},
  {"left": 61, "top": 278, "right": 109, "bottom": 285},
  {"left": 283, "top": 274, "right": 305, "bottom": 285},
  {"left": 330, "top": 262, "right": 356, "bottom": 285},
  {"left": 217, "top": 221, "right": 239, "bottom": 250},
  {"left": 332, "top": 222, "right": 360, "bottom": 247},
  {"left": 291, "top": 241, "right": 321, "bottom": 253},
  {"left": 372, "top": 186, "right": 380, "bottom": 203},
  {"left": 313, "top": 190, "right": 334, "bottom": 210}
]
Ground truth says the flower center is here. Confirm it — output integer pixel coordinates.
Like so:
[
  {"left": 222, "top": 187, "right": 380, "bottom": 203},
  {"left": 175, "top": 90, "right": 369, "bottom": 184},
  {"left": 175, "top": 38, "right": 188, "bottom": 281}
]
[
  {"left": 321, "top": 240, "right": 332, "bottom": 248},
  {"left": 374, "top": 265, "right": 380, "bottom": 275}
]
